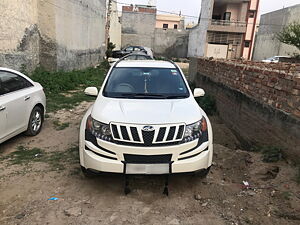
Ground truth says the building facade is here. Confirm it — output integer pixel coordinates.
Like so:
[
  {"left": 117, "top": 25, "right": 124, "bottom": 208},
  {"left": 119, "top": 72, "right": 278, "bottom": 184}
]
[
  {"left": 156, "top": 14, "right": 185, "bottom": 30},
  {"left": 109, "top": 1, "right": 122, "bottom": 50},
  {"left": 188, "top": 0, "right": 260, "bottom": 60},
  {"left": 121, "top": 5, "right": 157, "bottom": 48},
  {"left": 0, "top": 0, "right": 107, "bottom": 72},
  {"left": 121, "top": 5, "right": 189, "bottom": 58},
  {"left": 252, "top": 4, "right": 300, "bottom": 61}
]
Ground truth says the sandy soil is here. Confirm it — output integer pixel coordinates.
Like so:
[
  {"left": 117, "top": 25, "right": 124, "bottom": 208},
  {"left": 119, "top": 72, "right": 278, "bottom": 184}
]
[{"left": 0, "top": 102, "right": 299, "bottom": 225}]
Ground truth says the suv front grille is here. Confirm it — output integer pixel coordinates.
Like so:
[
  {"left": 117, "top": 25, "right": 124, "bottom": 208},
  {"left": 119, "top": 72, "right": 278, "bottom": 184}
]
[
  {"left": 110, "top": 123, "right": 185, "bottom": 146},
  {"left": 142, "top": 130, "right": 155, "bottom": 146}
]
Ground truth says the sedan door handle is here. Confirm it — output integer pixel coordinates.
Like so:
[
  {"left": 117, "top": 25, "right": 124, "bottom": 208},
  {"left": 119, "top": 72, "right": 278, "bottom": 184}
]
[
  {"left": 0, "top": 106, "right": 6, "bottom": 111},
  {"left": 24, "top": 96, "right": 31, "bottom": 101}
]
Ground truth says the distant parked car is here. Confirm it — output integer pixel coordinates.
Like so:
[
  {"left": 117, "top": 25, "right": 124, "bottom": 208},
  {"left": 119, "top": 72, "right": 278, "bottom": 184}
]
[
  {"left": 112, "top": 46, "right": 153, "bottom": 58},
  {"left": 0, "top": 68, "right": 46, "bottom": 144},
  {"left": 262, "top": 56, "right": 291, "bottom": 63},
  {"left": 122, "top": 52, "right": 153, "bottom": 60},
  {"left": 108, "top": 52, "right": 154, "bottom": 66}
]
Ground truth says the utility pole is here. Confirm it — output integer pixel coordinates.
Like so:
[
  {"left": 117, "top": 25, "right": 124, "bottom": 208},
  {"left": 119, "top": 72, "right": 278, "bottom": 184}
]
[{"left": 105, "top": 0, "right": 112, "bottom": 53}]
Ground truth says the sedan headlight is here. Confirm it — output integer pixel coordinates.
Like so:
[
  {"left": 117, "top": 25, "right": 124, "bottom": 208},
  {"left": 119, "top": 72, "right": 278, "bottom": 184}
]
[
  {"left": 86, "top": 115, "right": 112, "bottom": 141},
  {"left": 183, "top": 117, "right": 208, "bottom": 143}
]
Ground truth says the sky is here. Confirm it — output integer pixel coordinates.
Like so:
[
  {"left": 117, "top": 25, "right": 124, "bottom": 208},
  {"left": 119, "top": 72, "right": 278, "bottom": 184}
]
[{"left": 117, "top": 0, "right": 300, "bottom": 23}]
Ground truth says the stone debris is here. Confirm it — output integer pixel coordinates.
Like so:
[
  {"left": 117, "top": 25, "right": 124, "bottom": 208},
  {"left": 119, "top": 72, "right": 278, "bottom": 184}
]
[
  {"left": 64, "top": 207, "right": 82, "bottom": 217},
  {"left": 168, "top": 218, "right": 180, "bottom": 224},
  {"left": 15, "top": 213, "right": 25, "bottom": 219},
  {"left": 202, "top": 202, "right": 208, "bottom": 207},
  {"left": 194, "top": 194, "right": 202, "bottom": 200}
]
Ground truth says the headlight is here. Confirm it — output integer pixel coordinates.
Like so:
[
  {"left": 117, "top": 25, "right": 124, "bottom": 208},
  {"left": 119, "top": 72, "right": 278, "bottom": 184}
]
[
  {"left": 86, "top": 115, "right": 112, "bottom": 140},
  {"left": 183, "top": 117, "right": 208, "bottom": 143}
]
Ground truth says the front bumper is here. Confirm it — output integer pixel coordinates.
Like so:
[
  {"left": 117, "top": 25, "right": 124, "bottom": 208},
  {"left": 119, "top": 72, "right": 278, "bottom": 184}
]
[{"left": 80, "top": 135, "right": 213, "bottom": 174}]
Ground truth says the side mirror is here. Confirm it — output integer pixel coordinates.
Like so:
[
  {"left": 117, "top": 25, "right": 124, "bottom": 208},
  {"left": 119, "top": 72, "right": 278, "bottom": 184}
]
[
  {"left": 193, "top": 88, "right": 205, "bottom": 97},
  {"left": 84, "top": 87, "right": 98, "bottom": 97}
]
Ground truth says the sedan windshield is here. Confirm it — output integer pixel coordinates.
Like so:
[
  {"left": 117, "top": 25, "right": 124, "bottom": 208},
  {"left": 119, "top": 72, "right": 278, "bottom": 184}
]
[{"left": 103, "top": 67, "right": 189, "bottom": 99}]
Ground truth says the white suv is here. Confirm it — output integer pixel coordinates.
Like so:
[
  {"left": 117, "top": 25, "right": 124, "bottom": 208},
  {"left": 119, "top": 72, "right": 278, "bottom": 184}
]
[{"left": 79, "top": 60, "right": 213, "bottom": 178}]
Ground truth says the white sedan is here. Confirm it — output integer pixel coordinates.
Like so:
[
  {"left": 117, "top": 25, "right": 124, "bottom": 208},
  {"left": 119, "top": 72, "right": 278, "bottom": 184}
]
[{"left": 0, "top": 67, "right": 46, "bottom": 144}]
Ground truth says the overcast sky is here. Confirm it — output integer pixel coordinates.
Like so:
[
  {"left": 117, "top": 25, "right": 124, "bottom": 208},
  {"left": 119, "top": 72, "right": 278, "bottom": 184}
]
[{"left": 118, "top": 0, "right": 300, "bottom": 23}]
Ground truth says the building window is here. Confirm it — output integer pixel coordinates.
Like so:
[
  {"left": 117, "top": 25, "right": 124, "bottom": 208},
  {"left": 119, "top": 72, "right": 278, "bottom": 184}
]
[
  {"left": 244, "top": 41, "right": 251, "bottom": 48},
  {"left": 174, "top": 24, "right": 178, "bottom": 29},
  {"left": 249, "top": 10, "right": 256, "bottom": 18},
  {"left": 163, "top": 24, "right": 168, "bottom": 29},
  {"left": 223, "top": 12, "right": 231, "bottom": 21}
]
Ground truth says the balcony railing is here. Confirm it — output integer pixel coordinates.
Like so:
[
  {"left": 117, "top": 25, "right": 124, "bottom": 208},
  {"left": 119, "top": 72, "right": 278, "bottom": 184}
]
[
  {"left": 211, "top": 19, "right": 247, "bottom": 27},
  {"left": 208, "top": 19, "right": 247, "bottom": 33}
]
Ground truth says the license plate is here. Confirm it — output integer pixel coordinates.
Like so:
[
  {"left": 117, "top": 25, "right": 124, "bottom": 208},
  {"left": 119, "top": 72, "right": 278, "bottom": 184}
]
[{"left": 125, "top": 163, "right": 170, "bottom": 174}]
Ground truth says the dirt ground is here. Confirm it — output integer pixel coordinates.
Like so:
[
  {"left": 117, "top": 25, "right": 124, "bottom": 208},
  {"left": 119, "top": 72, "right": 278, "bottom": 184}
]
[{"left": 0, "top": 102, "right": 300, "bottom": 225}]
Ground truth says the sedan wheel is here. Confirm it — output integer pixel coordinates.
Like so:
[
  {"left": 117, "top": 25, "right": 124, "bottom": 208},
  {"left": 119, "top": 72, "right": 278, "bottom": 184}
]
[{"left": 26, "top": 106, "right": 43, "bottom": 136}]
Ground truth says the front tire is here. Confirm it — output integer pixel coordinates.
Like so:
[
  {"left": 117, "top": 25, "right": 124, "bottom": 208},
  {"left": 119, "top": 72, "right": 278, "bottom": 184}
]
[
  {"left": 195, "top": 166, "right": 211, "bottom": 178},
  {"left": 25, "top": 106, "right": 43, "bottom": 136},
  {"left": 81, "top": 166, "right": 97, "bottom": 178}
]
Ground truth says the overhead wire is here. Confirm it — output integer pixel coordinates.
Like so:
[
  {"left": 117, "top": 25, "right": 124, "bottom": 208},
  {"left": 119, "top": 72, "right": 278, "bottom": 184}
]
[
  {"left": 0, "top": 0, "right": 290, "bottom": 28},
  {"left": 111, "top": 0, "right": 288, "bottom": 27}
]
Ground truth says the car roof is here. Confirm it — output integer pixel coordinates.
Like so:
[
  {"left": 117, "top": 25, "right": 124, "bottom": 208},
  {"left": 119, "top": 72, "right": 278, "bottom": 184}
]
[
  {"left": 0, "top": 67, "right": 34, "bottom": 84},
  {"left": 115, "top": 60, "right": 176, "bottom": 68},
  {"left": 272, "top": 56, "right": 290, "bottom": 58}
]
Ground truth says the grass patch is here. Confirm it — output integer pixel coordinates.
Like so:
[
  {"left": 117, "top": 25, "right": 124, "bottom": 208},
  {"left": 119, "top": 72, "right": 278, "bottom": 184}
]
[
  {"left": 296, "top": 166, "right": 300, "bottom": 184},
  {"left": 53, "top": 120, "right": 70, "bottom": 131},
  {"left": 43, "top": 145, "right": 79, "bottom": 171},
  {"left": 196, "top": 95, "right": 217, "bottom": 116},
  {"left": 248, "top": 145, "right": 283, "bottom": 162},
  {"left": 281, "top": 191, "right": 292, "bottom": 200},
  {"left": 3, "top": 146, "right": 79, "bottom": 171},
  {"left": 30, "top": 66, "right": 106, "bottom": 112},
  {"left": 188, "top": 82, "right": 217, "bottom": 115},
  {"left": 261, "top": 146, "right": 282, "bottom": 163},
  {"left": 47, "top": 91, "right": 95, "bottom": 112},
  {"left": 6, "top": 146, "right": 43, "bottom": 165}
]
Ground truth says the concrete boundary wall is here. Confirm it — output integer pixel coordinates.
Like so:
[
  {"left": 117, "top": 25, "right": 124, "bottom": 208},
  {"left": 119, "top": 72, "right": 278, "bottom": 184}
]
[
  {"left": 121, "top": 6, "right": 189, "bottom": 58},
  {"left": 153, "top": 29, "right": 189, "bottom": 58},
  {"left": 189, "top": 58, "right": 300, "bottom": 159},
  {"left": 0, "top": 0, "right": 106, "bottom": 72}
]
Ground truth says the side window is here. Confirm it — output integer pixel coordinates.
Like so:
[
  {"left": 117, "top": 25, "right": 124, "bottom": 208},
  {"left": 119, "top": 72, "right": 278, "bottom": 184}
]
[
  {"left": 0, "top": 71, "right": 33, "bottom": 95},
  {"left": 134, "top": 47, "right": 142, "bottom": 51},
  {"left": 125, "top": 47, "right": 133, "bottom": 52}
]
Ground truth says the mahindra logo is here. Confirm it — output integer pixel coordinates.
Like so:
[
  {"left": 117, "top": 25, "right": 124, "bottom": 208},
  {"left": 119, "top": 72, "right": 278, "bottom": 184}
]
[{"left": 142, "top": 125, "right": 155, "bottom": 132}]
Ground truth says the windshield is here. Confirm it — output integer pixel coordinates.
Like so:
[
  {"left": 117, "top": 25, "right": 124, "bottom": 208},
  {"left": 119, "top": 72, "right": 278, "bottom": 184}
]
[{"left": 103, "top": 67, "right": 189, "bottom": 99}]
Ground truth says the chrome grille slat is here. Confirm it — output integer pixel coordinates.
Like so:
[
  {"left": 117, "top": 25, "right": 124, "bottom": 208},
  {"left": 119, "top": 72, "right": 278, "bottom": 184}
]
[
  {"left": 116, "top": 125, "right": 123, "bottom": 140},
  {"left": 162, "top": 127, "right": 170, "bottom": 142}
]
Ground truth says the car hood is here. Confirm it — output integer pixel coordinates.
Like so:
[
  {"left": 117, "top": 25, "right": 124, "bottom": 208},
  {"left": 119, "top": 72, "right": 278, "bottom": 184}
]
[{"left": 91, "top": 97, "right": 204, "bottom": 125}]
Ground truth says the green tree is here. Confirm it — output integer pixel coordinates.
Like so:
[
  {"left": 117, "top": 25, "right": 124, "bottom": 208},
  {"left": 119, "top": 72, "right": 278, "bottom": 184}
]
[
  {"left": 105, "top": 42, "right": 116, "bottom": 58},
  {"left": 277, "top": 22, "right": 300, "bottom": 50}
]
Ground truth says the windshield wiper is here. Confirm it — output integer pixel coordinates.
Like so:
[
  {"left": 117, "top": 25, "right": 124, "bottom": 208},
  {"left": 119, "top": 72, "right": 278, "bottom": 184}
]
[
  {"left": 165, "top": 95, "right": 189, "bottom": 99},
  {"left": 120, "top": 93, "right": 168, "bottom": 99}
]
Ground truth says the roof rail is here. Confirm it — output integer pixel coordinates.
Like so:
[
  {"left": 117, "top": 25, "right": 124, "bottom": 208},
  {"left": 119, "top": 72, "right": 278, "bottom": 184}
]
[
  {"left": 164, "top": 58, "right": 180, "bottom": 70},
  {"left": 113, "top": 55, "right": 178, "bottom": 69},
  {"left": 112, "top": 54, "right": 128, "bottom": 68}
]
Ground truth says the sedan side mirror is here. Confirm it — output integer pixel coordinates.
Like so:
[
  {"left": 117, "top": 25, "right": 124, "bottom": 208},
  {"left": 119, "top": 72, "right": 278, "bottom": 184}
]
[
  {"left": 193, "top": 88, "right": 205, "bottom": 97},
  {"left": 84, "top": 87, "right": 98, "bottom": 97}
]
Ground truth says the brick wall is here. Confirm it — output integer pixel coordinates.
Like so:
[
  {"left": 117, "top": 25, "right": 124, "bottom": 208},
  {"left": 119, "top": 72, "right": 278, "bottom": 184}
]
[
  {"left": 189, "top": 58, "right": 300, "bottom": 160},
  {"left": 122, "top": 6, "right": 156, "bottom": 14},
  {"left": 192, "top": 58, "right": 300, "bottom": 118}
]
